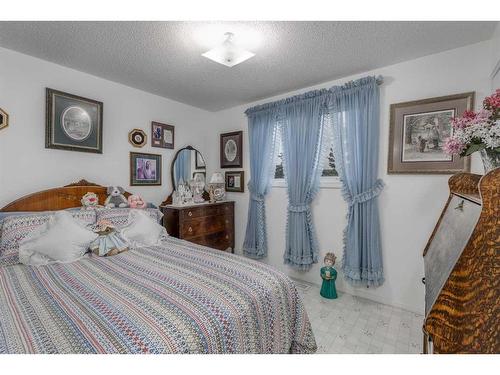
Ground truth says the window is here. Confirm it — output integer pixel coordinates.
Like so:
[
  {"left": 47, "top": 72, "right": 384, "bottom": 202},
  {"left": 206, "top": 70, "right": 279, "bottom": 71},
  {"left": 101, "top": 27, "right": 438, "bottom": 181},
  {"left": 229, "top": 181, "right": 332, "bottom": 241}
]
[{"left": 273, "top": 133, "right": 339, "bottom": 188}]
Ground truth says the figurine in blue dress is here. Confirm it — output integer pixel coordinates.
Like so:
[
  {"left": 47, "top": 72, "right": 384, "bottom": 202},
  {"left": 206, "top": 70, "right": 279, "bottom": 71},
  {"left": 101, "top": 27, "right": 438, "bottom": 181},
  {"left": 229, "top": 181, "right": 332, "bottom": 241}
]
[{"left": 320, "top": 252, "right": 338, "bottom": 299}]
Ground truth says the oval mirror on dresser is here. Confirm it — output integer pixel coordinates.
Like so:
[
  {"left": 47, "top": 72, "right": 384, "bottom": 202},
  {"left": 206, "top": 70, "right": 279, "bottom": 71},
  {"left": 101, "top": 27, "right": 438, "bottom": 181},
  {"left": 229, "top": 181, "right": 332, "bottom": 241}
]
[{"left": 162, "top": 145, "right": 209, "bottom": 205}]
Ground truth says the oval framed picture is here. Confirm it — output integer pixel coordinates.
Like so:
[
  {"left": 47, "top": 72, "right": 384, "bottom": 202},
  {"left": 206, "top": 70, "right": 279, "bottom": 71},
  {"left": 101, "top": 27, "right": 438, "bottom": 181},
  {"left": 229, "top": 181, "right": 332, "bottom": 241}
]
[
  {"left": 220, "top": 131, "right": 243, "bottom": 168},
  {"left": 128, "top": 128, "right": 147, "bottom": 148}
]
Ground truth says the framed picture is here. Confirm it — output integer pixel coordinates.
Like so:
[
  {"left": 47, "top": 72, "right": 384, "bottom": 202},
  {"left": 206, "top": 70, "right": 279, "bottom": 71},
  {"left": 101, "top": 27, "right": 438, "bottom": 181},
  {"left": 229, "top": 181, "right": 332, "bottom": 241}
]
[
  {"left": 195, "top": 151, "right": 206, "bottom": 169},
  {"left": 193, "top": 171, "right": 206, "bottom": 183},
  {"left": 130, "top": 152, "right": 162, "bottom": 186},
  {"left": 151, "top": 121, "right": 174, "bottom": 149},
  {"left": 45, "top": 88, "right": 103, "bottom": 153},
  {"left": 220, "top": 131, "right": 243, "bottom": 168},
  {"left": 0, "top": 107, "right": 8, "bottom": 131},
  {"left": 225, "top": 171, "right": 244, "bottom": 192},
  {"left": 388, "top": 92, "right": 474, "bottom": 174},
  {"left": 128, "top": 128, "right": 147, "bottom": 148}
]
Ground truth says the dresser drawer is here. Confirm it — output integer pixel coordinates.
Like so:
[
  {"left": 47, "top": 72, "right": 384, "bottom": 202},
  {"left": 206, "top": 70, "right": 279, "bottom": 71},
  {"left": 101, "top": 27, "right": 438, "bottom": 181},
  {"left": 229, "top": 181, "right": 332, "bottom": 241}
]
[
  {"left": 181, "top": 215, "right": 233, "bottom": 238},
  {"left": 188, "top": 231, "right": 233, "bottom": 251},
  {"left": 180, "top": 203, "right": 233, "bottom": 220}
]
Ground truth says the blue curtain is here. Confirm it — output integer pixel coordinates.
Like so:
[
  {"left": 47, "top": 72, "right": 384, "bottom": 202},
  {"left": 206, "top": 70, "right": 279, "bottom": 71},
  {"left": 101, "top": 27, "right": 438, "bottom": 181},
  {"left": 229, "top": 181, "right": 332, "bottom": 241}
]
[
  {"left": 281, "top": 96, "right": 329, "bottom": 270},
  {"left": 328, "top": 76, "right": 384, "bottom": 286},
  {"left": 242, "top": 110, "right": 279, "bottom": 259},
  {"left": 174, "top": 149, "right": 191, "bottom": 186}
]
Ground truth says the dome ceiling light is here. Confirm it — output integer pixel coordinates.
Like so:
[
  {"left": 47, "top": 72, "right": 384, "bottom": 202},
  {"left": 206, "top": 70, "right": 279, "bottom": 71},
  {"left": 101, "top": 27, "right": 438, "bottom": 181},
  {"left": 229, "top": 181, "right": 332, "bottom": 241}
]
[{"left": 202, "top": 32, "right": 255, "bottom": 67}]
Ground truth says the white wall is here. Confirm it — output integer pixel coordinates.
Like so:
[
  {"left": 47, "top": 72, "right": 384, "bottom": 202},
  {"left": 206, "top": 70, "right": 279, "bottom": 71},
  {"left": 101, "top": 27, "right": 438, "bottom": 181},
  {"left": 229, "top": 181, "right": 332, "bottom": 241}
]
[
  {"left": 0, "top": 47, "right": 214, "bottom": 208},
  {"left": 491, "top": 22, "right": 500, "bottom": 89},
  {"left": 206, "top": 40, "right": 492, "bottom": 314}
]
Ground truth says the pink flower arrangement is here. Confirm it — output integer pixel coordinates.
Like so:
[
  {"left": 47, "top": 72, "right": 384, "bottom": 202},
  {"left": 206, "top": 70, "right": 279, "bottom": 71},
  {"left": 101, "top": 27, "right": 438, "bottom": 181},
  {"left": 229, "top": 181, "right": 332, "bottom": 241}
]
[{"left": 443, "top": 89, "right": 500, "bottom": 157}]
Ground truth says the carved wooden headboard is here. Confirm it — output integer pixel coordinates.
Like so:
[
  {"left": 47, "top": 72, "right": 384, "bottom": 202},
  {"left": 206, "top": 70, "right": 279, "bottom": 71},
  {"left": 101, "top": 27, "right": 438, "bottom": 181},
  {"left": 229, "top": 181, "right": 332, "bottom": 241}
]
[{"left": 0, "top": 179, "right": 132, "bottom": 212}]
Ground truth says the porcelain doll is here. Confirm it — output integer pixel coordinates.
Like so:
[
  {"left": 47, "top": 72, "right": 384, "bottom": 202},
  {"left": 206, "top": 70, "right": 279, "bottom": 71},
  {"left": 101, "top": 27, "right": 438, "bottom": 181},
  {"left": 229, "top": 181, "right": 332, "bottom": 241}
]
[
  {"left": 90, "top": 219, "right": 128, "bottom": 257},
  {"left": 320, "top": 252, "right": 338, "bottom": 299}
]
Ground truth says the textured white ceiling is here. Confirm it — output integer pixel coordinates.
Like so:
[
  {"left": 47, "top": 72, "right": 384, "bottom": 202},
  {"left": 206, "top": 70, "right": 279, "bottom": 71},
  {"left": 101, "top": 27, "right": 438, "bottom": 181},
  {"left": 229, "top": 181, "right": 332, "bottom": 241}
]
[{"left": 0, "top": 21, "right": 495, "bottom": 111}]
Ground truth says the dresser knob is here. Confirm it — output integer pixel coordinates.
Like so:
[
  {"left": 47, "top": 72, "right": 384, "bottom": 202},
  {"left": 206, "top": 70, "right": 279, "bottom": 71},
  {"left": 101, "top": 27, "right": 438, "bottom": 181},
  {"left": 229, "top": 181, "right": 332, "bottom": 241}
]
[
  {"left": 188, "top": 227, "right": 193, "bottom": 233},
  {"left": 225, "top": 235, "right": 229, "bottom": 239},
  {"left": 188, "top": 211, "right": 193, "bottom": 217},
  {"left": 225, "top": 220, "right": 229, "bottom": 224}
]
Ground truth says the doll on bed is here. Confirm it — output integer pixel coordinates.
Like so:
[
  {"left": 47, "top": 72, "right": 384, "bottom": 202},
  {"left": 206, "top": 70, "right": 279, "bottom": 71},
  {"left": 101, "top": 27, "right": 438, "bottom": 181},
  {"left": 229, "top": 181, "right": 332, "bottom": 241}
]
[{"left": 90, "top": 219, "right": 128, "bottom": 256}]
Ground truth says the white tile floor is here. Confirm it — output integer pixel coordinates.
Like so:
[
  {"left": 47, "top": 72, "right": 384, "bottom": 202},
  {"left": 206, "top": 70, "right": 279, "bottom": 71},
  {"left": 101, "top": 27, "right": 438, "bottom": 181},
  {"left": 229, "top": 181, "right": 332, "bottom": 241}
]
[{"left": 295, "top": 280, "right": 424, "bottom": 354}]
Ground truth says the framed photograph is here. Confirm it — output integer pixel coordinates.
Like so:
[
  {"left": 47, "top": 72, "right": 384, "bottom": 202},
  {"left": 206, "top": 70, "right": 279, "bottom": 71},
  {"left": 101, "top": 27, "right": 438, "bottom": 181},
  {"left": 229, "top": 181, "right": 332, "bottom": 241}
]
[
  {"left": 195, "top": 151, "right": 206, "bottom": 169},
  {"left": 220, "top": 131, "right": 243, "bottom": 168},
  {"left": 128, "top": 128, "right": 147, "bottom": 148},
  {"left": 46, "top": 88, "right": 103, "bottom": 153},
  {"left": 193, "top": 171, "right": 206, "bottom": 183},
  {"left": 0, "top": 107, "right": 8, "bottom": 131},
  {"left": 151, "top": 121, "right": 174, "bottom": 149},
  {"left": 388, "top": 92, "right": 474, "bottom": 174},
  {"left": 225, "top": 171, "right": 244, "bottom": 192},
  {"left": 130, "top": 152, "right": 162, "bottom": 186}
]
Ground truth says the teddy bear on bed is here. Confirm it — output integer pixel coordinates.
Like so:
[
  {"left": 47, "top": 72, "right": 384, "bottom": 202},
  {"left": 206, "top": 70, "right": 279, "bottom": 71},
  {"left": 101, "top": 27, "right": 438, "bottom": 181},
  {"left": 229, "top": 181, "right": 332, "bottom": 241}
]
[{"left": 104, "top": 186, "right": 129, "bottom": 208}]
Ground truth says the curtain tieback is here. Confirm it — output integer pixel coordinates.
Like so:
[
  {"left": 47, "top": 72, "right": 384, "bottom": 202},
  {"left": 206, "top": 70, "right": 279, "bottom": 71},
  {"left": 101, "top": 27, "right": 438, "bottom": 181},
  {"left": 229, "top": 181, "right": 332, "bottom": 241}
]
[
  {"left": 288, "top": 204, "right": 310, "bottom": 213},
  {"left": 250, "top": 193, "right": 265, "bottom": 203},
  {"left": 348, "top": 179, "right": 384, "bottom": 206}
]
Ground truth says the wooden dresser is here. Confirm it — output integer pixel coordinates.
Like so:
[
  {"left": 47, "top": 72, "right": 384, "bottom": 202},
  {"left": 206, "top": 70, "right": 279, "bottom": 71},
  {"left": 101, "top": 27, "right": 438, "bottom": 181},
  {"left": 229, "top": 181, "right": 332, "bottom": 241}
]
[
  {"left": 161, "top": 201, "right": 234, "bottom": 252},
  {"left": 422, "top": 169, "right": 499, "bottom": 354}
]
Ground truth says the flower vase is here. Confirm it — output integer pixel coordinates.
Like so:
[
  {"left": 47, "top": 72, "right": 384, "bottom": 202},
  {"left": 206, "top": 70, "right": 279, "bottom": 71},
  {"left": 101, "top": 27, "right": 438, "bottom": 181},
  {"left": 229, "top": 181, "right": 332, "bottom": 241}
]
[{"left": 480, "top": 148, "right": 500, "bottom": 173}]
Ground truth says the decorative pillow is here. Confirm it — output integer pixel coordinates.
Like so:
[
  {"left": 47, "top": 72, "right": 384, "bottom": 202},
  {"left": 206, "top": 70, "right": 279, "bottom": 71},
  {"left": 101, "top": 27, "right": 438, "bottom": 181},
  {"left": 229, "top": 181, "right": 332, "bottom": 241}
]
[
  {"left": 0, "top": 210, "right": 96, "bottom": 266},
  {"left": 121, "top": 210, "right": 166, "bottom": 247},
  {"left": 95, "top": 208, "right": 163, "bottom": 229},
  {"left": 18, "top": 211, "right": 98, "bottom": 266}
]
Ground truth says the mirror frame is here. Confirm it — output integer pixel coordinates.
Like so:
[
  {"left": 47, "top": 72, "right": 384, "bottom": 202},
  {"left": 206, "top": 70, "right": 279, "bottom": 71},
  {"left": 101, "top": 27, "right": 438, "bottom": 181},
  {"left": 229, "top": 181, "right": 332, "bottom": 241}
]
[{"left": 161, "top": 145, "right": 209, "bottom": 206}]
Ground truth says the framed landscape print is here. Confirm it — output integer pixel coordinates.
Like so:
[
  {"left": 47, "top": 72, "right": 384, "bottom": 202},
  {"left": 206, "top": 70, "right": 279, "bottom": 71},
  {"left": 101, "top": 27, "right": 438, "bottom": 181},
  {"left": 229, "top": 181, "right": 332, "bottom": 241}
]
[
  {"left": 225, "top": 171, "right": 244, "bottom": 192},
  {"left": 388, "top": 92, "right": 474, "bottom": 174},
  {"left": 220, "top": 131, "right": 243, "bottom": 168},
  {"left": 151, "top": 121, "right": 174, "bottom": 149},
  {"left": 130, "top": 152, "right": 162, "bottom": 186},
  {"left": 46, "top": 88, "right": 103, "bottom": 153}
]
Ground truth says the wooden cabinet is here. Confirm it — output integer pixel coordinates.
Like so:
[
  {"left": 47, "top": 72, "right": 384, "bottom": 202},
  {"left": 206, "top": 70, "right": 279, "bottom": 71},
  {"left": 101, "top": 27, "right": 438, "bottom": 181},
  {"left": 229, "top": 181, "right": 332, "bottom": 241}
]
[
  {"left": 422, "top": 169, "right": 499, "bottom": 354},
  {"left": 161, "top": 201, "right": 234, "bottom": 252}
]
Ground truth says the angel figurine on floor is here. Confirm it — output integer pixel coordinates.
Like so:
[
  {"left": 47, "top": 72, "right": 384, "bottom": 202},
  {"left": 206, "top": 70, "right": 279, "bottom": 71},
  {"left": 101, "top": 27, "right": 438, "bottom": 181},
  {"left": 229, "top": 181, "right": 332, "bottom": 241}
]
[{"left": 320, "top": 252, "right": 338, "bottom": 299}]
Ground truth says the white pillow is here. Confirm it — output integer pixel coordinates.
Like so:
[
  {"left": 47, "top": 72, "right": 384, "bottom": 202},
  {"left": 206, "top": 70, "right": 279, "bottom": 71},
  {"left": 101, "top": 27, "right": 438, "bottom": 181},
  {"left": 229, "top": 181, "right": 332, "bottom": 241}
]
[
  {"left": 19, "top": 211, "right": 98, "bottom": 266},
  {"left": 121, "top": 209, "right": 166, "bottom": 246}
]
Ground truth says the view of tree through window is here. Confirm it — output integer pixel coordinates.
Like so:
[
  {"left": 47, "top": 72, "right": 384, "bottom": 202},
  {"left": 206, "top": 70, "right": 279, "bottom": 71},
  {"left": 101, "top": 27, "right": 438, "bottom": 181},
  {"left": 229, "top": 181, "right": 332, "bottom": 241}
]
[{"left": 274, "top": 138, "right": 337, "bottom": 179}]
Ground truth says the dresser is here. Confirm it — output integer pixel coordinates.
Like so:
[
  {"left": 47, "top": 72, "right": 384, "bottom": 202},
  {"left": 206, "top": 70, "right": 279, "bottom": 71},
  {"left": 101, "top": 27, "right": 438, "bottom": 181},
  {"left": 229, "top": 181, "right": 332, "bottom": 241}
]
[
  {"left": 422, "top": 169, "right": 499, "bottom": 354},
  {"left": 161, "top": 201, "right": 234, "bottom": 252}
]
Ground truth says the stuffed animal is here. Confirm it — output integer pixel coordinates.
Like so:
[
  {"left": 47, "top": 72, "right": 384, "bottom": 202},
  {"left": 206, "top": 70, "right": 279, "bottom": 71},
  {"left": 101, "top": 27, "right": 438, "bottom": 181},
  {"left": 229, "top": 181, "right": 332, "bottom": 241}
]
[
  {"left": 128, "top": 194, "right": 147, "bottom": 209},
  {"left": 104, "top": 186, "right": 128, "bottom": 208},
  {"left": 81, "top": 192, "right": 102, "bottom": 210}
]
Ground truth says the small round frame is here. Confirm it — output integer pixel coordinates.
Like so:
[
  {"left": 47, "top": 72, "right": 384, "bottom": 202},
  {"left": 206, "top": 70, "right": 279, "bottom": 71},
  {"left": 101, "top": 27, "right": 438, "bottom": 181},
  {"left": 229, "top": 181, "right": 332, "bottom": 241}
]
[
  {"left": 0, "top": 108, "right": 9, "bottom": 131},
  {"left": 128, "top": 128, "right": 147, "bottom": 148}
]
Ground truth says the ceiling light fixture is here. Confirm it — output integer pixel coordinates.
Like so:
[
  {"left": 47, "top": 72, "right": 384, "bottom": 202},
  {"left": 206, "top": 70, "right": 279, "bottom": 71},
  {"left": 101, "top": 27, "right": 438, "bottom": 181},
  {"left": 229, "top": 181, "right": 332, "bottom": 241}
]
[{"left": 202, "top": 32, "right": 255, "bottom": 67}]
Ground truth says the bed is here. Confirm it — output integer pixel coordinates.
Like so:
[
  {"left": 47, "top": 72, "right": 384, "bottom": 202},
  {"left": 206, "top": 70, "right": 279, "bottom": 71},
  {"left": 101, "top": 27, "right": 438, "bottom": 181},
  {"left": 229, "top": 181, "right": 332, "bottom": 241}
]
[{"left": 0, "top": 180, "right": 316, "bottom": 354}]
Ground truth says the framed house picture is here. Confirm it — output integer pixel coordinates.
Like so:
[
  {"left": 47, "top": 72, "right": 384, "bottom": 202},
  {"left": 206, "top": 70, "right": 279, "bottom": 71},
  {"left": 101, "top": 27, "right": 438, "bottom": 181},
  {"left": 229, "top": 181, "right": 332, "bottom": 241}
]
[
  {"left": 151, "top": 121, "right": 174, "bottom": 149},
  {"left": 388, "top": 92, "right": 474, "bottom": 174},
  {"left": 220, "top": 131, "right": 243, "bottom": 168},
  {"left": 130, "top": 152, "right": 162, "bottom": 186},
  {"left": 45, "top": 88, "right": 103, "bottom": 153},
  {"left": 225, "top": 171, "right": 244, "bottom": 192}
]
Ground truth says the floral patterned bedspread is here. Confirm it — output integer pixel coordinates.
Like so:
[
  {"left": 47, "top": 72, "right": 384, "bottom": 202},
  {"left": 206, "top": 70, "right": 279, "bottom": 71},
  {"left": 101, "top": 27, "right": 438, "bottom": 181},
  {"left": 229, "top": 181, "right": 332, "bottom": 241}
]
[{"left": 0, "top": 237, "right": 316, "bottom": 354}]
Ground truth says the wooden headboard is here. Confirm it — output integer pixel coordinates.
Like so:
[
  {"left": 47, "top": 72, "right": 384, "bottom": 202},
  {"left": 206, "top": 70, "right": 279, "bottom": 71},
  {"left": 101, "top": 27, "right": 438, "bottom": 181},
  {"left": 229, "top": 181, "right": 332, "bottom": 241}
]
[{"left": 0, "top": 179, "right": 132, "bottom": 212}]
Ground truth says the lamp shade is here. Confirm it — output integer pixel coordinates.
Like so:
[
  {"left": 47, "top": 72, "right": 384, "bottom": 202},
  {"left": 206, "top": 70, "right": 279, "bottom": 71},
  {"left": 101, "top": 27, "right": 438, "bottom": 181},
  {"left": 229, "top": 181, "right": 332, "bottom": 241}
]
[{"left": 209, "top": 172, "right": 224, "bottom": 184}]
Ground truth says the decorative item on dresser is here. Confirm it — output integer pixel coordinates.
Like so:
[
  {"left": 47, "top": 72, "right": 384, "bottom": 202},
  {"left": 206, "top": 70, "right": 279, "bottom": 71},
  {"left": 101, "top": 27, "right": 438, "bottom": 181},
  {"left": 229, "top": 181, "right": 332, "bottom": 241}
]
[
  {"left": 422, "top": 168, "right": 499, "bottom": 354},
  {"left": 161, "top": 201, "right": 235, "bottom": 252}
]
